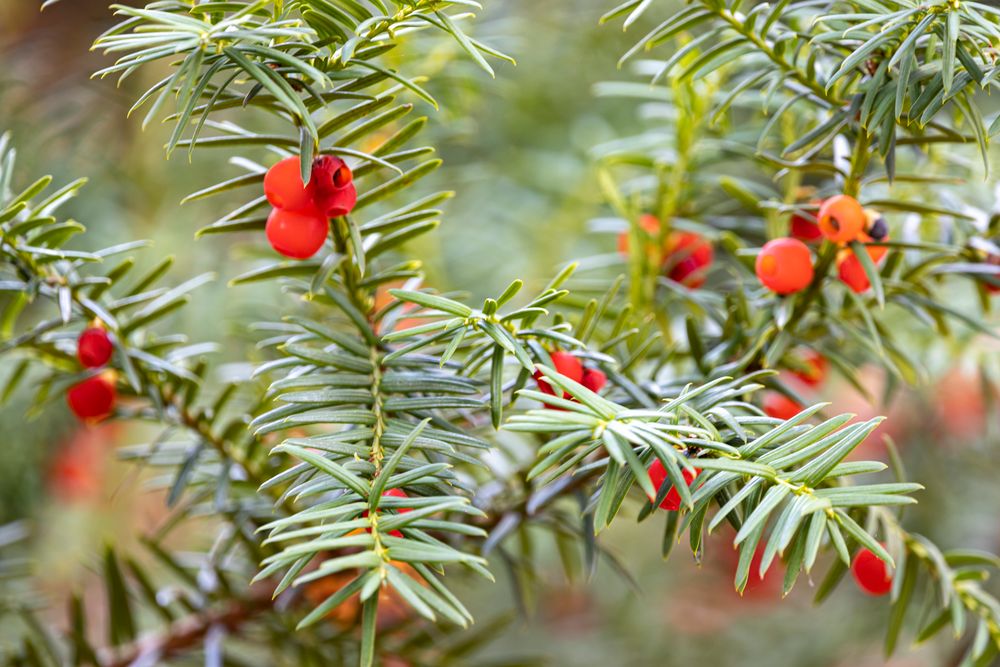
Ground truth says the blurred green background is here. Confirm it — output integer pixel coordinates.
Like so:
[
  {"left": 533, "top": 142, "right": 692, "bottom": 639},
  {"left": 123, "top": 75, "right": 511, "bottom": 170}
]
[{"left": 1, "top": 1, "right": 999, "bottom": 665}]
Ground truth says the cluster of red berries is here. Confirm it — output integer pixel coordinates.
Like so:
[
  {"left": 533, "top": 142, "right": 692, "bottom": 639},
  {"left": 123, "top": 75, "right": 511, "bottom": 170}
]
[
  {"left": 851, "top": 547, "right": 893, "bottom": 596},
  {"left": 263, "top": 155, "right": 357, "bottom": 259},
  {"left": 67, "top": 325, "right": 117, "bottom": 421},
  {"left": 762, "top": 347, "right": 827, "bottom": 420},
  {"left": 533, "top": 350, "right": 607, "bottom": 408},
  {"left": 618, "top": 214, "right": 714, "bottom": 288},
  {"left": 756, "top": 194, "right": 890, "bottom": 295}
]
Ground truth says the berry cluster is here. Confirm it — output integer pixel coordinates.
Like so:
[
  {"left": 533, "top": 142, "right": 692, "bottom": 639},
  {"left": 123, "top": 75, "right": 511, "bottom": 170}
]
[
  {"left": 618, "top": 214, "right": 714, "bottom": 288},
  {"left": 67, "top": 325, "right": 116, "bottom": 421},
  {"left": 755, "top": 194, "right": 890, "bottom": 295},
  {"left": 533, "top": 350, "right": 607, "bottom": 409},
  {"left": 263, "top": 155, "right": 357, "bottom": 259}
]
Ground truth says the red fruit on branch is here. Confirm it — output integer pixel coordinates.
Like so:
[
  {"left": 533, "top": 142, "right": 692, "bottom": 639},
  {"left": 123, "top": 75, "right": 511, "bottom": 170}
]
[
  {"left": 67, "top": 373, "right": 117, "bottom": 422},
  {"left": 851, "top": 547, "right": 893, "bottom": 596},
  {"left": 309, "top": 155, "right": 358, "bottom": 217},
  {"left": 534, "top": 351, "right": 585, "bottom": 405},
  {"left": 266, "top": 208, "right": 330, "bottom": 259},
  {"left": 647, "top": 458, "right": 700, "bottom": 511},
  {"left": 581, "top": 367, "right": 607, "bottom": 393},
  {"left": 77, "top": 327, "right": 113, "bottom": 368},
  {"left": 664, "top": 231, "right": 713, "bottom": 288},
  {"left": 762, "top": 392, "right": 802, "bottom": 420},
  {"left": 817, "top": 195, "right": 866, "bottom": 243},
  {"left": 363, "top": 488, "right": 413, "bottom": 538},
  {"left": 790, "top": 202, "right": 823, "bottom": 243},
  {"left": 837, "top": 237, "right": 889, "bottom": 294},
  {"left": 790, "top": 348, "right": 827, "bottom": 387},
  {"left": 755, "top": 237, "right": 814, "bottom": 294},
  {"left": 616, "top": 214, "right": 660, "bottom": 256},
  {"left": 263, "top": 156, "right": 315, "bottom": 213}
]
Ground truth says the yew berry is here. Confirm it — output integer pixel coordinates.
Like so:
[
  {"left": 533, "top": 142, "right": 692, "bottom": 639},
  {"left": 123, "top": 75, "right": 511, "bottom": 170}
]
[
  {"left": 817, "top": 195, "right": 866, "bottom": 243},
  {"left": 266, "top": 207, "right": 329, "bottom": 259},
  {"left": 665, "top": 231, "right": 714, "bottom": 288},
  {"left": 851, "top": 547, "right": 892, "bottom": 596},
  {"left": 986, "top": 254, "right": 1000, "bottom": 294},
  {"left": 309, "top": 155, "right": 357, "bottom": 218},
  {"left": 762, "top": 392, "right": 802, "bottom": 420},
  {"left": 790, "top": 202, "right": 823, "bottom": 243},
  {"left": 534, "top": 351, "right": 584, "bottom": 405},
  {"left": 755, "top": 237, "right": 814, "bottom": 294},
  {"left": 263, "top": 157, "right": 315, "bottom": 213},
  {"left": 67, "top": 373, "right": 116, "bottom": 422},
  {"left": 647, "top": 458, "right": 700, "bottom": 511},
  {"left": 77, "top": 327, "right": 113, "bottom": 368},
  {"left": 790, "top": 348, "right": 827, "bottom": 387},
  {"left": 363, "top": 488, "right": 413, "bottom": 539},
  {"left": 581, "top": 367, "right": 607, "bottom": 393},
  {"left": 837, "top": 238, "right": 889, "bottom": 294}
]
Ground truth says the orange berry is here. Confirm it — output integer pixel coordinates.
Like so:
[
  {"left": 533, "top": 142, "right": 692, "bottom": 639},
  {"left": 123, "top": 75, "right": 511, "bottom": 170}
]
[
  {"left": 851, "top": 547, "right": 892, "bottom": 596},
  {"left": 647, "top": 459, "right": 700, "bottom": 511},
  {"left": 617, "top": 214, "right": 660, "bottom": 256},
  {"left": 755, "top": 237, "right": 814, "bottom": 294},
  {"left": 265, "top": 207, "right": 329, "bottom": 259},
  {"left": 263, "top": 157, "right": 315, "bottom": 212},
  {"left": 817, "top": 195, "right": 866, "bottom": 243},
  {"left": 762, "top": 392, "right": 802, "bottom": 420}
]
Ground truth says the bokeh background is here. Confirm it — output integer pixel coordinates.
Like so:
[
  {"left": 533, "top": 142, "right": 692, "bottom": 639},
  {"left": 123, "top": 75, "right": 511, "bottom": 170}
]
[{"left": 1, "top": 1, "right": 998, "bottom": 665}]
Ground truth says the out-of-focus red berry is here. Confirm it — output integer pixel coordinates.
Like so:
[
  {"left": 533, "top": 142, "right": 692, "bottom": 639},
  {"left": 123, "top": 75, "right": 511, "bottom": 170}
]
[
  {"left": 762, "top": 392, "right": 802, "bottom": 420},
  {"left": 581, "top": 368, "right": 607, "bottom": 393},
  {"left": 647, "top": 458, "right": 700, "bottom": 511},
  {"left": 790, "top": 348, "right": 827, "bottom": 387},
  {"left": 616, "top": 214, "right": 661, "bottom": 256},
  {"left": 790, "top": 202, "right": 823, "bottom": 243},
  {"left": 263, "top": 157, "right": 315, "bottom": 212},
  {"left": 534, "top": 351, "right": 585, "bottom": 406},
  {"left": 984, "top": 253, "right": 1000, "bottom": 294},
  {"left": 266, "top": 207, "right": 329, "bottom": 259},
  {"left": 755, "top": 237, "right": 814, "bottom": 294},
  {"left": 309, "top": 155, "right": 357, "bottom": 217},
  {"left": 77, "top": 327, "right": 113, "bottom": 368},
  {"left": 851, "top": 547, "right": 892, "bottom": 596},
  {"left": 665, "top": 231, "right": 714, "bottom": 288},
  {"left": 818, "top": 195, "right": 866, "bottom": 243},
  {"left": 67, "top": 373, "right": 117, "bottom": 421},
  {"left": 363, "top": 488, "right": 412, "bottom": 539}
]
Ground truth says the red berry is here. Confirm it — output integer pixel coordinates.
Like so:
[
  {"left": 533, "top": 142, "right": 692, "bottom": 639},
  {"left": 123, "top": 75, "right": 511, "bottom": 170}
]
[
  {"left": 851, "top": 547, "right": 892, "bottom": 596},
  {"left": 581, "top": 368, "right": 607, "bottom": 393},
  {"left": 986, "top": 254, "right": 1000, "bottom": 294},
  {"left": 67, "top": 373, "right": 116, "bottom": 421},
  {"left": 818, "top": 195, "right": 866, "bottom": 244},
  {"left": 363, "top": 488, "right": 412, "bottom": 539},
  {"left": 534, "top": 351, "right": 585, "bottom": 405},
  {"left": 266, "top": 207, "right": 329, "bottom": 259},
  {"left": 647, "top": 458, "right": 700, "bottom": 511},
  {"left": 790, "top": 201, "right": 823, "bottom": 243},
  {"left": 837, "top": 252, "right": 870, "bottom": 293},
  {"left": 790, "top": 348, "right": 827, "bottom": 387},
  {"left": 762, "top": 392, "right": 802, "bottom": 420},
  {"left": 665, "top": 231, "right": 713, "bottom": 288},
  {"left": 77, "top": 327, "right": 113, "bottom": 368},
  {"left": 263, "top": 157, "right": 315, "bottom": 212},
  {"left": 309, "top": 155, "right": 357, "bottom": 218},
  {"left": 755, "top": 237, "right": 814, "bottom": 294}
]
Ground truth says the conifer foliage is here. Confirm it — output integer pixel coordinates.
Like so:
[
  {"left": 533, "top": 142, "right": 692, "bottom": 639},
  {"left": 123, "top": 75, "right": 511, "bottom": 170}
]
[{"left": 1, "top": 0, "right": 1000, "bottom": 665}]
